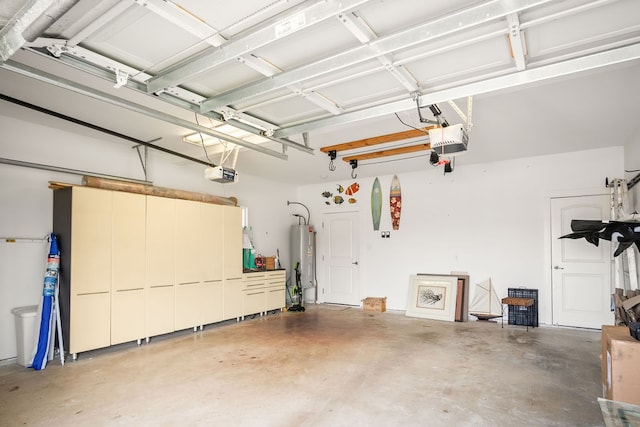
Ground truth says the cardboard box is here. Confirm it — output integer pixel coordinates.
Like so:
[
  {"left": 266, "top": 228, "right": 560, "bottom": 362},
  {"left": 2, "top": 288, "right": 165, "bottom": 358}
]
[
  {"left": 601, "top": 325, "right": 640, "bottom": 405},
  {"left": 363, "top": 297, "right": 386, "bottom": 312}
]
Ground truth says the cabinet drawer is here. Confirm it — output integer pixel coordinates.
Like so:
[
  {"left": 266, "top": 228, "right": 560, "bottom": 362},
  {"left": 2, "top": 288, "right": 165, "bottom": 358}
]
[
  {"left": 243, "top": 289, "right": 265, "bottom": 316},
  {"left": 266, "top": 287, "right": 285, "bottom": 312}
]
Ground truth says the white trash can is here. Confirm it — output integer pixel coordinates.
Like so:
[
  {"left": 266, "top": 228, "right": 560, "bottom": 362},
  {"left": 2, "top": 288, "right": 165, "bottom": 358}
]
[{"left": 11, "top": 305, "right": 39, "bottom": 367}]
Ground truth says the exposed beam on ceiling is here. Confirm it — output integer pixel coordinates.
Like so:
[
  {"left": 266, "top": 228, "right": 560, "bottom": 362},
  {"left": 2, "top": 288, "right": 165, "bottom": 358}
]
[
  {"left": 0, "top": 60, "right": 289, "bottom": 160},
  {"left": 146, "top": 0, "right": 371, "bottom": 94},
  {"left": 23, "top": 40, "right": 313, "bottom": 154},
  {"left": 320, "top": 127, "right": 434, "bottom": 153},
  {"left": 231, "top": 0, "right": 613, "bottom": 116},
  {"left": 274, "top": 42, "right": 640, "bottom": 138},
  {"left": 199, "top": 0, "right": 553, "bottom": 112}
]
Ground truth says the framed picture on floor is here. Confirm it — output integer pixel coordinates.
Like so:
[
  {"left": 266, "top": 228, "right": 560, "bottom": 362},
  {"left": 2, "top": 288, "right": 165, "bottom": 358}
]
[{"left": 406, "top": 275, "right": 458, "bottom": 321}]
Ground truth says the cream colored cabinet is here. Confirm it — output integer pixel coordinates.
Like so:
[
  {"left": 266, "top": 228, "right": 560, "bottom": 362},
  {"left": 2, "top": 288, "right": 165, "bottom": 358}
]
[
  {"left": 54, "top": 186, "right": 244, "bottom": 357},
  {"left": 54, "top": 186, "right": 112, "bottom": 357},
  {"left": 265, "top": 270, "right": 286, "bottom": 313},
  {"left": 175, "top": 200, "right": 203, "bottom": 331},
  {"left": 222, "top": 206, "right": 243, "bottom": 321},
  {"left": 145, "top": 196, "right": 175, "bottom": 338},
  {"left": 242, "top": 272, "right": 266, "bottom": 318},
  {"left": 200, "top": 203, "right": 224, "bottom": 325},
  {"left": 111, "top": 191, "right": 146, "bottom": 345}
]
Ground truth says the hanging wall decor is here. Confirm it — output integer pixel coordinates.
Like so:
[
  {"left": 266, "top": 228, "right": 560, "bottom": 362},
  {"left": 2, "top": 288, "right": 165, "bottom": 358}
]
[
  {"left": 390, "top": 175, "right": 402, "bottom": 230},
  {"left": 371, "top": 177, "right": 382, "bottom": 230},
  {"left": 345, "top": 182, "right": 359, "bottom": 195}
]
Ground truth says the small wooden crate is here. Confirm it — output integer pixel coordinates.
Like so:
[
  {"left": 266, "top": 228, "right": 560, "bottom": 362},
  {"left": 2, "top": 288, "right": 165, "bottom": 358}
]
[{"left": 363, "top": 297, "right": 387, "bottom": 312}]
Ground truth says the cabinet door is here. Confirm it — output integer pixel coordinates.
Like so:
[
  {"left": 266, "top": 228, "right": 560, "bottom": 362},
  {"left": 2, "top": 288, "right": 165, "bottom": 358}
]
[
  {"left": 175, "top": 282, "right": 200, "bottom": 330},
  {"left": 71, "top": 186, "right": 112, "bottom": 295},
  {"left": 200, "top": 204, "right": 224, "bottom": 324},
  {"left": 145, "top": 196, "right": 176, "bottom": 337},
  {"left": 112, "top": 191, "right": 145, "bottom": 291},
  {"left": 201, "top": 203, "right": 223, "bottom": 281},
  {"left": 175, "top": 200, "right": 202, "bottom": 284},
  {"left": 70, "top": 187, "right": 111, "bottom": 353},
  {"left": 223, "top": 278, "right": 242, "bottom": 320},
  {"left": 70, "top": 293, "right": 110, "bottom": 354},
  {"left": 266, "top": 287, "right": 285, "bottom": 312},
  {"left": 146, "top": 196, "right": 175, "bottom": 288},
  {"left": 111, "top": 192, "right": 145, "bottom": 344},
  {"left": 111, "top": 289, "right": 145, "bottom": 345},
  {"left": 146, "top": 196, "right": 176, "bottom": 337},
  {"left": 201, "top": 280, "right": 223, "bottom": 325},
  {"left": 223, "top": 206, "right": 242, "bottom": 280},
  {"left": 146, "top": 285, "right": 174, "bottom": 337}
]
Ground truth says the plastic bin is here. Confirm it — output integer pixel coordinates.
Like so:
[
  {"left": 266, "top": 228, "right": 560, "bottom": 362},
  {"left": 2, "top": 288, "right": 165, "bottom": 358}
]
[{"left": 11, "top": 305, "right": 39, "bottom": 367}]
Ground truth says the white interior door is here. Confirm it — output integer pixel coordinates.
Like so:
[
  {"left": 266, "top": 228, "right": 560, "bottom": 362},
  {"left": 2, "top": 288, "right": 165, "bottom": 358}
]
[
  {"left": 321, "top": 211, "right": 360, "bottom": 305},
  {"left": 551, "top": 194, "right": 613, "bottom": 329}
]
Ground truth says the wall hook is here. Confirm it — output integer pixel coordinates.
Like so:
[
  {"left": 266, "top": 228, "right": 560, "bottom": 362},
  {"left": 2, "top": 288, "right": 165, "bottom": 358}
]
[
  {"left": 328, "top": 150, "right": 337, "bottom": 171},
  {"left": 350, "top": 159, "right": 358, "bottom": 179}
]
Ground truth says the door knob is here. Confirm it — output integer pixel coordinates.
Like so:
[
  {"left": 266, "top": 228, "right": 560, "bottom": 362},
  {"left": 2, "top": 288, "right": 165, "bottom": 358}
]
[
  {"left": 553, "top": 265, "right": 564, "bottom": 270},
  {"left": 352, "top": 261, "right": 358, "bottom": 265}
]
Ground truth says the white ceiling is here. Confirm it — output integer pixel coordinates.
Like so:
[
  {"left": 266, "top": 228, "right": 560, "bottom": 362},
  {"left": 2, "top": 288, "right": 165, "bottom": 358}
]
[{"left": 1, "top": 0, "right": 639, "bottom": 184}]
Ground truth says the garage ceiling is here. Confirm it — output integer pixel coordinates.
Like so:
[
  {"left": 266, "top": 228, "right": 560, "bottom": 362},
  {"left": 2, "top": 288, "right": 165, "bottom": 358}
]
[{"left": 1, "top": 0, "right": 639, "bottom": 184}]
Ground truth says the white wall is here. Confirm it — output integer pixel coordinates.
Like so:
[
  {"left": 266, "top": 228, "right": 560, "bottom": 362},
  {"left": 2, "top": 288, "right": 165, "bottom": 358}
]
[
  {"left": 0, "top": 109, "right": 297, "bottom": 361},
  {"left": 297, "top": 146, "right": 625, "bottom": 325}
]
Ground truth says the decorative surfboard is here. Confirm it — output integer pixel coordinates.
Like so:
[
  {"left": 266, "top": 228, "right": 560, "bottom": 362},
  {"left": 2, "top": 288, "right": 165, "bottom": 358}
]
[
  {"left": 371, "top": 177, "right": 382, "bottom": 231},
  {"left": 390, "top": 175, "right": 401, "bottom": 230},
  {"left": 31, "top": 233, "right": 61, "bottom": 370}
]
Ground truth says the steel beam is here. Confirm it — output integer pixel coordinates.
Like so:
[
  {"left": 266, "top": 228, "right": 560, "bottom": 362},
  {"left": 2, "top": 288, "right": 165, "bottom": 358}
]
[
  {"left": 146, "top": 0, "right": 371, "bottom": 94},
  {"left": 1, "top": 60, "right": 288, "bottom": 160},
  {"left": 200, "top": 0, "right": 553, "bottom": 112},
  {"left": 274, "top": 42, "right": 640, "bottom": 138}
]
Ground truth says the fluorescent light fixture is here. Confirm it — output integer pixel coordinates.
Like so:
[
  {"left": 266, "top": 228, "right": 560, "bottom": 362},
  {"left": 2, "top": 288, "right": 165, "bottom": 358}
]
[
  {"left": 183, "top": 132, "right": 220, "bottom": 147},
  {"left": 237, "top": 54, "right": 281, "bottom": 77},
  {"left": 183, "top": 124, "right": 269, "bottom": 149}
]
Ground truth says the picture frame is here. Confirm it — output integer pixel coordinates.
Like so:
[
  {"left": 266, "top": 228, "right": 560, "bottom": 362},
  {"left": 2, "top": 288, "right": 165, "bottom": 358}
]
[
  {"left": 406, "top": 275, "right": 458, "bottom": 321},
  {"left": 418, "top": 272, "right": 469, "bottom": 322}
]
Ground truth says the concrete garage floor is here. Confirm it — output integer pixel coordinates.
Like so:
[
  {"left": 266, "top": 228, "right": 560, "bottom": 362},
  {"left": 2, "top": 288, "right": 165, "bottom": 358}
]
[{"left": 0, "top": 305, "right": 604, "bottom": 426}]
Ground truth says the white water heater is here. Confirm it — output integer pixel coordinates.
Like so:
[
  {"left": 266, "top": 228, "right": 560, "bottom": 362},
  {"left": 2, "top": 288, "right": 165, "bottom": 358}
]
[{"left": 290, "top": 224, "right": 315, "bottom": 304}]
